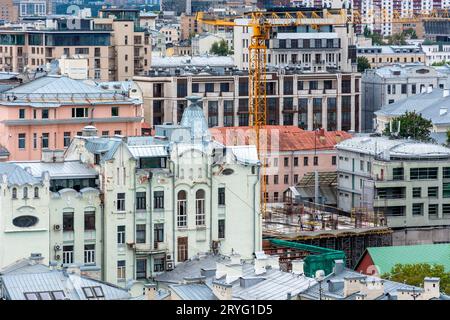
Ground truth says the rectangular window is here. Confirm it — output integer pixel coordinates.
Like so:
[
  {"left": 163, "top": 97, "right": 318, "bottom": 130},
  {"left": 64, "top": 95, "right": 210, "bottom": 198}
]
[
  {"left": 177, "top": 237, "right": 188, "bottom": 262},
  {"left": 177, "top": 196, "right": 187, "bottom": 228},
  {"left": 283, "top": 157, "right": 289, "bottom": 167},
  {"left": 413, "top": 187, "right": 421, "bottom": 198},
  {"left": 117, "top": 260, "right": 126, "bottom": 280},
  {"left": 154, "top": 257, "right": 165, "bottom": 272},
  {"left": 332, "top": 156, "right": 337, "bottom": 165},
  {"left": 117, "top": 225, "right": 125, "bottom": 244},
  {"left": 63, "top": 132, "right": 71, "bottom": 147},
  {"left": 443, "top": 167, "right": 450, "bottom": 178},
  {"left": 63, "top": 245, "right": 74, "bottom": 264},
  {"left": 136, "top": 259, "right": 147, "bottom": 279},
  {"left": 314, "top": 156, "right": 318, "bottom": 166},
  {"left": 72, "top": 108, "right": 89, "bottom": 118},
  {"left": 196, "top": 194, "right": 205, "bottom": 226},
  {"left": 205, "top": 83, "right": 214, "bottom": 92},
  {"left": 19, "top": 109, "right": 25, "bottom": 119},
  {"left": 42, "top": 133, "right": 49, "bottom": 149},
  {"left": 136, "top": 192, "right": 146, "bottom": 210},
  {"left": 136, "top": 224, "right": 146, "bottom": 244},
  {"left": 412, "top": 203, "right": 423, "bottom": 216},
  {"left": 84, "top": 244, "right": 95, "bottom": 264},
  {"left": 294, "top": 174, "right": 299, "bottom": 184},
  {"left": 192, "top": 83, "right": 199, "bottom": 93},
  {"left": 154, "top": 223, "right": 164, "bottom": 243},
  {"left": 443, "top": 204, "right": 450, "bottom": 217},
  {"left": 401, "top": 84, "right": 407, "bottom": 94},
  {"left": 84, "top": 211, "right": 95, "bottom": 230},
  {"left": 443, "top": 183, "right": 450, "bottom": 198},
  {"left": 18, "top": 133, "right": 26, "bottom": 149},
  {"left": 154, "top": 191, "right": 164, "bottom": 209},
  {"left": 393, "top": 168, "right": 404, "bottom": 180},
  {"left": 293, "top": 157, "right": 298, "bottom": 167},
  {"left": 63, "top": 212, "right": 74, "bottom": 231},
  {"left": 42, "top": 109, "right": 49, "bottom": 119},
  {"left": 111, "top": 107, "right": 119, "bottom": 117},
  {"left": 284, "top": 175, "right": 289, "bottom": 184},
  {"left": 218, "top": 219, "right": 225, "bottom": 239},
  {"left": 117, "top": 193, "right": 125, "bottom": 211},
  {"left": 218, "top": 187, "right": 225, "bottom": 206},
  {"left": 272, "top": 175, "right": 278, "bottom": 185},
  {"left": 428, "top": 187, "right": 438, "bottom": 198},
  {"left": 33, "top": 133, "right": 37, "bottom": 149},
  {"left": 429, "top": 204, "right": 438, "bottom": 217},
  {"left": 410, "top": 168, "right": 438, "bottom": 180},
  {"left": 304, "top": 157, "right": 309, "bottom": 166}
]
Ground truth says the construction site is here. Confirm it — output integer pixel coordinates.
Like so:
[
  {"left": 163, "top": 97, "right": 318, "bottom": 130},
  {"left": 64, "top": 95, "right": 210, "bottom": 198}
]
[{"left": 263, "top": 201, "right": 393, "bottom": 268}]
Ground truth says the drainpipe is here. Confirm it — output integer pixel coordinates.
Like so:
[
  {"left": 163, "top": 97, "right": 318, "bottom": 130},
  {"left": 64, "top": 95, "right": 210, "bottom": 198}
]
[
  {"left": 133, "top": 164, "right": 137, "bottom": 280},
  {"left": 100, "top": 202, "right": 105, "bottom": 281},
  {"left": 148, "top": 171, "right": 153, "bottom": 276},
  {"left": 209, "top": 156, "right": 213, "bottom": 253},
  {"left": 252, "top": 164, "right": 261, "bottom": 253},
  {"left": 168, "top": 158, "right": 176, "bottom": 264}
]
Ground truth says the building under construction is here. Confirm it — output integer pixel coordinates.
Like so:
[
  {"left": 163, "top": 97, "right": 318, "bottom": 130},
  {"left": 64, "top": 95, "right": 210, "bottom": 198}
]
[{"left": 263, "top": 202, "right": 393, "bottom": 268}]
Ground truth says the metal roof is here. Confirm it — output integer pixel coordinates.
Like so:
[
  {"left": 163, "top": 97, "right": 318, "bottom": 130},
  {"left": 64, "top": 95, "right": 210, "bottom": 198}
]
[
  {"left": 169, "top": 284, "right": 217, "bottom": 300},
  {"left": 151, "top": 55, "right": 235, "bottom": 68},
  {"left": 277, "top": 32, "right": 338, "bottom": 39},
  {"left": 228, "top": 145, "right": 259, "bottom": 164},
  {"left": 128, "top": 145, "right": 168, "bottom": 158},
  {"left": 0, "top": 163, "right": 41, "bottom": 186},
  {"left": 361, "top": 244, "right": 450, "bottom": 275},
  {"left": 14, "top": 161, "right": 97, "bottom": 179}
]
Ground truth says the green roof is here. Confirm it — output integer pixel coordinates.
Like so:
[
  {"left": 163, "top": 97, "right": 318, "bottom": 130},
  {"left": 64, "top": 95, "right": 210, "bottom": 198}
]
[{"left": 366, "top": 244, "right": 450, "bottom": 274}]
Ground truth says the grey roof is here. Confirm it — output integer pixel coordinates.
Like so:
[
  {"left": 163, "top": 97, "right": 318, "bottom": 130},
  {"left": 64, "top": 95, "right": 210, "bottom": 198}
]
[
  {"left": 180, "top": 96, "right": 211, "bottom": 142},
  {"left": 337, "top": 136, "right": 450, "bottom": 160},
  {"left": 0, "top": 72, "right": 19, "bottom": 80},
  {"left": 169, "top": 284, "right": 217, "bottom": 300},
  {"left": 0, "top": 145, "right": 10, "bottom": 157},
  {"left": 372, "top": 64, "right": 444, "bottom": 78},
  {"left": 128, "top": 145, "right": 168, "bottom": 158},
  {"left": 1, "top": 258, "right": 131, "bottom": 300},
  {"left": 14, "top": 161, "right": 97, "bottom": 179},
  {"left": 84, "top": 138, "right": 123, "bottom": 161},
  {"left": 375, "top": 88, "right": 450, "bottom": 126},
  {"left": 0, "top": 163, "right": 41, "bottom": 186},
  {"left": 151, "top": 55, "right": 235, "bottom": 68}
]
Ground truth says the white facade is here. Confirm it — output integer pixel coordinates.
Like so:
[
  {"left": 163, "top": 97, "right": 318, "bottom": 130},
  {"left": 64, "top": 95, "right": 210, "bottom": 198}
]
[{"left": 422, "top": 44, "right": 450, "bottom": 66}]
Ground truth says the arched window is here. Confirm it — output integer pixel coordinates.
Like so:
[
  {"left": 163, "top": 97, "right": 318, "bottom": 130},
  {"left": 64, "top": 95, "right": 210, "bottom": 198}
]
[
  {"left": 34, "top": 187, "right": 39, "bottom": 198},
  {"left": 12, "top": 187, "right": 17, "bottom": 199},
  {"left": 177, "top": 190, "right": 187, "bottom": 227},
  {"left": 195, "top": 190, "right": 205, "bottom": 226},
  {"left": 23, "top": 187, "right": 28, "bottom": 199}
]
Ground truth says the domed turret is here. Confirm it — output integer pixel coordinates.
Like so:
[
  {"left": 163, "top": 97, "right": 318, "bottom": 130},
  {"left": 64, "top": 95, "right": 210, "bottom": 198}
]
[{"left": 180, "top": 96, "right": 210, "bottom": 142}]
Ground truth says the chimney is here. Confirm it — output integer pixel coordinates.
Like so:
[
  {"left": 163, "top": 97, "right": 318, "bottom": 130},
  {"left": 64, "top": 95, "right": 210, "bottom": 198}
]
[
  {"left": 254, "top": 258, "right": 268, "bottom": 275},
  {"left": 421, "top": 86, "right": 426, "bottom": 93},
  {"left": 29, "top": 253, "right": 44, "bottom": 264},
  {"left": 423, "top": 277, "right": 440, "bottom": 300},
  {"left": 266, "top": 255, "right": 280, "bottom": 270},
  {"left": 327, "top": 279, "right": 344, "bottom": 293},
  {"left": 229, "top": 253, "right": 241, "bottom": 265},
  {"left": 144, "top": 283, "right": 157, "bottom": 300},
  {"left": 291, "top": 259, "right": 304, "bottom": 275},
  {"left": 443, "top": 88, "right": 449, "bottom": 98},
  {"left": 200, "top": 268, "right": 216, "bottom": 278},
  {"left": 81, "top": 125, "right": 98, "bottom": 137},
  {"left": 360, "top": 278, "right": 385, "bottom": 300},
  {"left": 183, "top": 276, "right": 206, "bottom": 284},
  {"left": 333, "top": 259, "right": 344, "bottom": 275},
  {"left": 49, "top": 261, "right": 58, "bottom": 271},
  {"left": 212, "top": 281, "right": 233, "bottom": 300},
  {"left": 66, "top": 264, "right": 81, "bottom": 275},
  {"left": 427, "top": 85, "right": 433, "bottom": 93},
  {"left": 343, "top": 276, "right": 365, "bottom": 297}
]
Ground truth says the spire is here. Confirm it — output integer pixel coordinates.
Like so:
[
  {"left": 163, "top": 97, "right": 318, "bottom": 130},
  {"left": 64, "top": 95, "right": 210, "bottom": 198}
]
[{"left": 180, "top": 96, "right": 210, "bottom": 142}]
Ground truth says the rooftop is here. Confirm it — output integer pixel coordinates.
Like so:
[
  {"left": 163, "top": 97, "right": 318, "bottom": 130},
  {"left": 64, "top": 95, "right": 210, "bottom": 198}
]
[
  {"left": 337, "top": 135, "right": 450, "bottom": 160},
  {"left": 14, "top": 160, "right": 98, "bottom": 179},
  {"left": 149, "top": 55, "right": 235, "bottom": 69},
  {"left": 356, "top": 244, "right": 450, "bottom": 275},
  {"left": 0, "top": 163, "right": 41, "bottom": 186}
]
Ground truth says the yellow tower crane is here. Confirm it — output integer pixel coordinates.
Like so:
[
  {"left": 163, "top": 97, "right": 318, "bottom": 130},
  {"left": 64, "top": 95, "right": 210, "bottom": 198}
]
[{"left": 197, "top": 9, "right": 349, "bottom": 216}]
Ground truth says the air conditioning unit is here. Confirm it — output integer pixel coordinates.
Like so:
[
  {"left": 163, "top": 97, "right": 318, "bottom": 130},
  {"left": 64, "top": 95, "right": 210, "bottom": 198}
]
[
  {"left": 166, "top": 262, "right": 173, "bottom": 271},
  {"left": 53, "top": 224, "right": 61, "bottom": 231},
  {"left": 54, "top": 244, "right": 61, "bottom": 251},
  {"left": 54, "top": 254, "right": 61, "bottom": 260}
]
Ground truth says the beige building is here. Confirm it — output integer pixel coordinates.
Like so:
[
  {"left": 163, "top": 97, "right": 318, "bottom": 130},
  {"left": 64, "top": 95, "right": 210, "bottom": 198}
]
[
  {"left": 0, "top": 0, "right": 18, "bottom": 22},
  {"left": 357, "top": 45, "right": 426, "bottom": 69},
  {"left": 0, "top": 9, "right": 151, "bottom": 81}
]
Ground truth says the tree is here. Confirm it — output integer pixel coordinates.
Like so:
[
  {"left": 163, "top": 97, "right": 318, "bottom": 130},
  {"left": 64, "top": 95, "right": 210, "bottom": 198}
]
[
  {"left": 403, "top": 28, "right": 418, "bottom": 40},
  {"left": 432, "top": 61, "right": 448, "bottom": 67},
  {"left": 381, "top": 263, "right": 450, "bottom": 295},
  {"left": 210, "top": 39, "right": 230, "bottom": 56},
  {"left": 446, "top": 129, "right": 450, "bottom": 145},
  {"left": 363, "top": 27, "right": 384, "bottom": 45},
  {"left": 383, "top": 111, "right": 433, "bottom": 141},
  {"left": 387, "top": 33, "right": 407, "bottom": 45},
  {"left": 357, "top": 56, "right": 371, "bottom": 73}
]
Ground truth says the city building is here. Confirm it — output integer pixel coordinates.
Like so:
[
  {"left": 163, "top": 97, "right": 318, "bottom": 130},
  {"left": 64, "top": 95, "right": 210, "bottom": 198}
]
[
  {"left": 0, "top": 75, "right": 143, "bottom": 161},
  {"left": 336, "top": 135, "right": 450, "bottom": 243},
  {"left": 421, "top": 42, "right": 450, "bottom": 65},
  {"left": 180, "top": 13, "right": 201, "bottom": 41},
  {"left": 355, "top": 243, "right": 450, "bottom": 276},
  {"left": 135, "top": 57, "right": 362, "bottom": 133},
  {"left": 374, "top": 87, "right": 450, "bottom": 135},
  {"left": 192, "top": 33, "right": 233, "bottom": 56},
  {"left": 362, "top": 64, "right": 448, "bottom": 131},
  {"left": 211, "top": 126, "right": 352, "bottom": 202},
  {"left": 0, "top": 0, "right": 18, "bottom": 23},
  {"left": 0, "top": 10, "right": 151, "bottom": 81},
  {"left": 357, "top": 45, "right": 426, "bottom": 69}
]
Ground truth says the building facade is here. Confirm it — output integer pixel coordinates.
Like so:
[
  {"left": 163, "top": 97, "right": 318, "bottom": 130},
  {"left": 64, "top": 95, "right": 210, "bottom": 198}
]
[
  {"left": 337, "top": 136, "right": 450, "bottom": 232},
  {"left": 357, "top": 45, "right": 426, "bottom": 69},
  {"left": 361, "top": 64, "right": 448, "bottom": 131},
  {"left": 0, "top": 75, "right": 143, "bottom": 161}
]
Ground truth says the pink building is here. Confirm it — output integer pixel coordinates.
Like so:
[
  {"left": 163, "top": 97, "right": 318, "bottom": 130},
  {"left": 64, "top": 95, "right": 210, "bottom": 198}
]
[
  {"left": 0, "top": 75, "right": 143, "bottom": 161},
  {"left": 211, "top": 126, "right": 352, "bottom": 202}
]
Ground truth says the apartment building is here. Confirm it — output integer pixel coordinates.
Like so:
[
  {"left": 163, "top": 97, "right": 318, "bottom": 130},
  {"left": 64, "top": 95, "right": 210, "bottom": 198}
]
[
  {"left": 422, "top": 42, "right": 450, "bottom": 65},
  {"left": 211, "top": 126, "right": 352, "bottom": 202},
  {"left": 0, "top": 75, "right": 143, "bottom": 161},
  {"left": 362, "top": 64, "right": 448, "bottom": 131},
  {"left": 0, "top": 10, "right": 151, "bottom": 81},
  {"left": 0, "top": 96, "right": 261, "bottom": 286},
  {"left": 337, "top": 136, "right": 450, "bottom": 242},
  {"left": 135, "top": 56, "right": 362, "bottom": 132},
  {"left": 357, "top": 45, "right": 426, "bottom": 68},
  {"left": 0, "top": 0, "right": 18, "bottom": 23}
]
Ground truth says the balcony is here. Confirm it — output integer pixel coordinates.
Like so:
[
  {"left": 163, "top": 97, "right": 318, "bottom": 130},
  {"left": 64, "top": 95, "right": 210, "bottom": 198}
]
[
  {"left": 221, "top": 91, "right": 234, "bottom": 98},
  {"left": 84, "top": 230, "right": 96, "bottom": 241},
  {"left": 309, "top": 89, "right": 323, "bottom": 95},
  {"left": 297, "top": 89, "right": 309, "bottom": 95},
  {"left": 206, "top": 92, "right": 220, "bottom": 97},
  {"left": 63, "top": 231, "right": 74, "bottom": 242},
  {"left": 134, "top": 242, "right": 167, "bottom": 254},
  {"left": 325, "top": 89, "right": 337, "bottom": 95}
]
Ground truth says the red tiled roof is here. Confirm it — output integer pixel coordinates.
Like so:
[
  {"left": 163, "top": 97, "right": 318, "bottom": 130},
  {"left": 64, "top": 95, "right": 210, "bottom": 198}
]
[{"left": 209, "top": 126, "right": 352, "bottom": 152}]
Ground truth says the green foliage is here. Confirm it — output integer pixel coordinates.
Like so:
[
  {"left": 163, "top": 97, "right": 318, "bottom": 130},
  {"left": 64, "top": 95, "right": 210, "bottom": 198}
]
[
  {"left": 403, "top": 28, "right": 418, "bottom": 39},
  {"left": 447, "top": 129, "right": 450, "bottom": 145},
  {"left": 381, "top": 263, "right": 450, "bottom": 295},
  {"left": 383, "top": 111, "right": 433, "bottom": 141},
  {"left": 387, "top": 33, "right": 407, "bottom": 45},
  {"left": 362, "top": 27, "right": 384, "bottom": 45},
  {"left": 357, "top": 56, "right": 371, "bottom": 73},
  {"left": 432, "top": 60, "right": 448, "bottom": 67},
  {"left": 210, "top": 39, "right": 231, "bottom": 56}
]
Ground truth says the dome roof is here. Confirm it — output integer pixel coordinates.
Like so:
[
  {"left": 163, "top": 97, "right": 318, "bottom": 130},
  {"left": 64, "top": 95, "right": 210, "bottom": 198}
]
[{"left": 180, "top": 96, "right": 210, "bottom": 142}]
